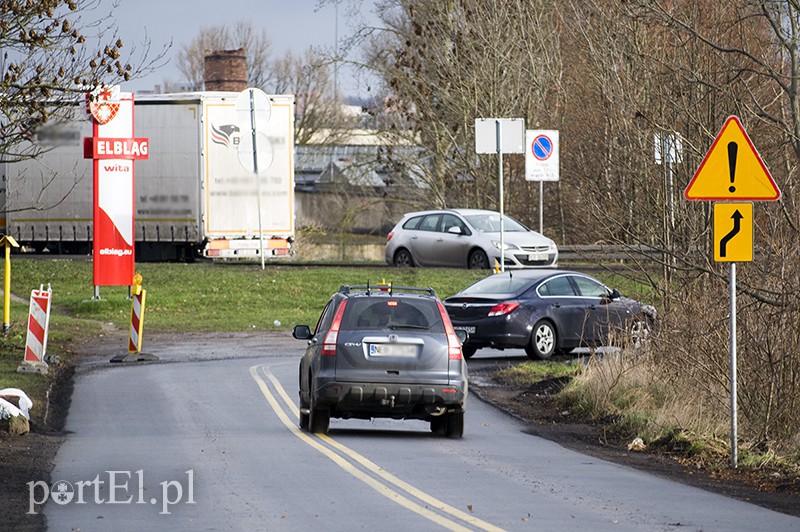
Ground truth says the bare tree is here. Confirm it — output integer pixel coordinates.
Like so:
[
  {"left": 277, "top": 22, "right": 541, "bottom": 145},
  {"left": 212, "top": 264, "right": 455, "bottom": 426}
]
[
  {"left": 359, "top": 0, "right": 564, "bottom": 221},
  {"left": 351, "top": 0, "right": 800, "bottom": 452},
  {"left": 270, "top": 48, "right": 355, "bottom": 144},
  {"left": 176, "top": 21, "right": 272, "bottom": 91},
  {"left": 178, "top": 24, "right": 351, "bottom": 143},
  {"left": 549, "top": 0, "right": 800, "bottom": 453},
  {"left": 0, "top": 0, "right": 166, "bottom": 162}
]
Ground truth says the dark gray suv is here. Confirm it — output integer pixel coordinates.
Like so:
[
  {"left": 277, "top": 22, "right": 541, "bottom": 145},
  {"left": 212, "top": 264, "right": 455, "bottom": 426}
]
[{"left": 292, "top": 283, "right": 468, "bottom": 438}]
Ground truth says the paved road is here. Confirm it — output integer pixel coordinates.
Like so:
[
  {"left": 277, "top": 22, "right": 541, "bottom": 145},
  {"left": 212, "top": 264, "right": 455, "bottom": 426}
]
[{"left": 40, "top": 332, "right": 800, "bottom": 531}]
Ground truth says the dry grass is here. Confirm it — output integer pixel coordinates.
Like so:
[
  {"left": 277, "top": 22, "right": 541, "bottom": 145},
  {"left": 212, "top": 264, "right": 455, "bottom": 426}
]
[{"left": 558, "top": 270, "right": 800, "bottom": 470}]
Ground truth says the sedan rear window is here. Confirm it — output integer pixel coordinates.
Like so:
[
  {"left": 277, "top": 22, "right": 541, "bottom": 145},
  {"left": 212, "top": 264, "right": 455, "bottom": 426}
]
[
  {"left": 341, "top": 298, "right": 444, "bottom": 332},
  {"left": 460, "top": 275, "right": 533, "bottom": 295},
  {"left": 402, "top": 216, "right": 423, "bottom": 230}
]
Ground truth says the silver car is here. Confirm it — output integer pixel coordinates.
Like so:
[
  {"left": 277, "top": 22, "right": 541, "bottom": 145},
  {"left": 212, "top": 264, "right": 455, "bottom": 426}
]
[{"left": 385, "top": 209, "right": 558, "bottom": 269}]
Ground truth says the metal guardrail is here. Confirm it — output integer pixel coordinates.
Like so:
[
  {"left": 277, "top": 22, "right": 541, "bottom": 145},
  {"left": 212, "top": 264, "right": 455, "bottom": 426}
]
[
  {"left": 558, "top": 244, "right": 663, "bottom": 263},
  {"left": 292, "top": 242, "right": 665, "bottom": 265},
  {"left": 13, "top": 242, "right": 668, "bottom": 267}
]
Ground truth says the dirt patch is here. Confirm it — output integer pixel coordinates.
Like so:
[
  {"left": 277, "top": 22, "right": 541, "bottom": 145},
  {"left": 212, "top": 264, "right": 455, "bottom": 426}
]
[
  {"left": 469, "top": 365, "right": 800, "bottom": 518},
  {"left": 0, "top": 362, "right": 73, "bottom": 532}
]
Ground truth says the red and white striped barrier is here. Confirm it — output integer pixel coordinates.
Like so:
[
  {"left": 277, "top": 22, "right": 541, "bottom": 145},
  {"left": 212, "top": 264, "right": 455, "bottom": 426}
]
[
  {"left": 18, "top": 286, "right": 52, "bottom": 375},
  {"left": 128, "top": 289, "right": 146, "bottom": 353}
]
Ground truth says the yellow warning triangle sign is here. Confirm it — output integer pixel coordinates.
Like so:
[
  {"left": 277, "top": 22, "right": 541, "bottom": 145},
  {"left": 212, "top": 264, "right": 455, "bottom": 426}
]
[{"left": 684, "top": 116, "right": 780, "bottom": 201}]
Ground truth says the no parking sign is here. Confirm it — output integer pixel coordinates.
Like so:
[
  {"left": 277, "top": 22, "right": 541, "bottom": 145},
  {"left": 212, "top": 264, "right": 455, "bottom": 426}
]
[{"left": 525, "top": 130, "right": 559, "bottom": 181}]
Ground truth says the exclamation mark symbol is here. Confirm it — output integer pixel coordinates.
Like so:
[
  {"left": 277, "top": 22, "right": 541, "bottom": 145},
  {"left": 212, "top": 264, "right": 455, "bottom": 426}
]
[{"left": 728, "top": 141, "right": 738, "bottom": 193}]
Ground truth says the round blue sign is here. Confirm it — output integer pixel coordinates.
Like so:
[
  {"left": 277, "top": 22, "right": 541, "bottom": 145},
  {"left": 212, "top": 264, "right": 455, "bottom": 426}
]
[{"left": 532, "top": 135, "right": 553, "bottom": 161}]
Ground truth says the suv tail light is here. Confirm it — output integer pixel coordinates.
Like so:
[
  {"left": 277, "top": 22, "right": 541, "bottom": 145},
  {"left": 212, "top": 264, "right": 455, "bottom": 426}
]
[
  {"left": 322, "top": 300, "right": 348, "bottom": 356},
  {"left": 488, "top": 302, "right": 520, "bottom": 317},
  {"left": 386, "top": 231, "right": 394, "bottom": 242},
  {"left": 436, "top": 301, "right": 462, "bottom": 360}
]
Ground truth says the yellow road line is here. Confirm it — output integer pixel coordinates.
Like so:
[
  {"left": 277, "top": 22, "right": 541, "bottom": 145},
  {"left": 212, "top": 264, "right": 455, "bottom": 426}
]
[
  {"left": 252, "top": 364, "right": 504, "bottom": 532},
  {"left": 249, "top": 365, "right": 471, "bottom": 531}
]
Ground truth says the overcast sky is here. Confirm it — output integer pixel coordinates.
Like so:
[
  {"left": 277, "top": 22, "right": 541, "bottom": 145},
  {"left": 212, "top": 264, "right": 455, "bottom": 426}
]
[{"left": 99, "top": 0, "right": 379, "bottom": 98}]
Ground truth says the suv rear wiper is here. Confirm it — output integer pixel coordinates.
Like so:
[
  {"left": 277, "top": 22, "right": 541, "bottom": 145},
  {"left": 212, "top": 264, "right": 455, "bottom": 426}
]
[{"left": 386, "top": 322, "right": 429, "bottom": 330}]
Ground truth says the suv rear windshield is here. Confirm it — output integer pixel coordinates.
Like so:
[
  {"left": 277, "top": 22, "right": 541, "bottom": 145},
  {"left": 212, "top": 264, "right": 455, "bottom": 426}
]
[{"left": 341, "top": 297, "right": 445, "bottom": 332}]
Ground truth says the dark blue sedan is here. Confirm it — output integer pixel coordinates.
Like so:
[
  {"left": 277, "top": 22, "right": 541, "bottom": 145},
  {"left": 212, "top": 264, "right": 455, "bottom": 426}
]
[{"left": 443, "top": 270, "right": 657, "bottom": 359}]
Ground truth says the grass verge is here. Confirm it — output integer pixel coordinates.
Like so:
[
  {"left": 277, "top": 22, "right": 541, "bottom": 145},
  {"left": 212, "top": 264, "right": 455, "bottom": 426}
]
[
  {"left": 493, "top": 360, "right": 582, "bottom": 386},
  {"left": 554, "top": 351, "right": 800, "bottom": 477},
  {"left": 4, "top": 259, "right": 489, "bottom": 333}
]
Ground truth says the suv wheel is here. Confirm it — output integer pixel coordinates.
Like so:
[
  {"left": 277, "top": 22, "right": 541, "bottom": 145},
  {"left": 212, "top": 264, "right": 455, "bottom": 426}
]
[
  {"left": 299, "top": 410, "right": 310, "bottom": 430},
  {"left": 299, "top": 393, "right": 310, "bottom": 430},
  {"left": 462, "top": 345, "right": 478, "bottom": 359},
  {"left": 430, "top": 416, "right": 445, "bottom": 434},
  {"left": 444, "top": 412, "right": 464, "bottom": 439},
  {"left": 299, "top": 366, "right": 310, "bottom": 429},
  {"left": 308, "top": 394, "right": 330, "bottom": 434}
]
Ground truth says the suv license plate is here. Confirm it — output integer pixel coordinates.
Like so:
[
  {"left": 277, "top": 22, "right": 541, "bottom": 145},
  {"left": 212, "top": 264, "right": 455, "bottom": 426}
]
[
  {"left": 454, "top": 326, "right": 475, "bottom": 334},
  {"left": 369, "top": 344, "right": 416, "bottom": 357}
]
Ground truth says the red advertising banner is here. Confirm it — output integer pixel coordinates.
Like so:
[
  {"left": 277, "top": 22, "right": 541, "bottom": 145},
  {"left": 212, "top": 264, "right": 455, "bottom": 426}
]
[{"left": 84, "top": 86, "right": 149, "bottom": 286}]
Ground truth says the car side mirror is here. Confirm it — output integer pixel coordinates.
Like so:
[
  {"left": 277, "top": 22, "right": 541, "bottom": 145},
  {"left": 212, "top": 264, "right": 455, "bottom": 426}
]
[
  {"left": 455, "top": 329, "right": 468, "bottom": 344},
  {"left": 447, "top": 226, "right": 462, "bottom": 235},
  {"left": 608, "top": 289, "right": 622, "bottom": 300},
  {"left": 292, "top": 325, "right": 313, "bottom": 340}
]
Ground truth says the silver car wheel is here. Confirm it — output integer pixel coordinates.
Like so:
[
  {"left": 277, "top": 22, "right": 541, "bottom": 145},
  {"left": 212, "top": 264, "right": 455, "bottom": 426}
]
[
  {"left": 468, "top": 250, "right": 489, "bottom": 269},
  {"left": 393, "top": 248, "right": 414, "bottom": 267},
  {"left": 536, "top": 324, "right": 554, "bottom": 353},
  {"left": 526, "top": 320, "right": 556, "bottom": 360}
]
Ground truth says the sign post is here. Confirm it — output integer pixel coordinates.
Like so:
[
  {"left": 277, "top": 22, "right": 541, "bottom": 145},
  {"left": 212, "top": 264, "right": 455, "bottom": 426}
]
[
  {"left": 525, "top": 130, "right": 559, "bottom": 233},
  {"left": 475, "top": 118, "right": 525, "bottom": 272},
  {"left": 684, "top": 115, "right": 780, "bottom": 468},
  {"left": 236, "top": 88, "right": 274, "bottom": 270},
  {"left": 0, "top": 235, "right": 19, "bottom": 333},
  {"left": 655, "top": 132, "right": 683, "bottom": 240}
]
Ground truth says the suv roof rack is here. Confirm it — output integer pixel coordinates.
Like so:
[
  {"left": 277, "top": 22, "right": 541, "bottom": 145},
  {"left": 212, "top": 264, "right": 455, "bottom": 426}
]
[{"left": 339, "top": 281, "right": 436, "bottom": 297}]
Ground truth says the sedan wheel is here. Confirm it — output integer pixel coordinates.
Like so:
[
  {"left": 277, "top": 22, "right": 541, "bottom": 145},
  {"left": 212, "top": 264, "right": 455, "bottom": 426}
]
[
  {"left": 468, "top": 250, "right": 490, "bottom": 270},
  {"left": 526, "top": 320, "right": 556, "bottom": 360},
  {"left": 630, "top": 318, "right": 652, "bottom": 349},
  {"left": 393, "top": 248, "right": 415, "bottom": 267}
]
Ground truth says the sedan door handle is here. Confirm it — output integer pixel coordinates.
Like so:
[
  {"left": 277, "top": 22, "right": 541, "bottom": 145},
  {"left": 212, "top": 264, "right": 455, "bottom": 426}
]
[
  {"left": 588, "top": 305, "right": 596, "bottom": 310},
  {"left": 552, "top": 303, "right": 561, "bottom": 308}
]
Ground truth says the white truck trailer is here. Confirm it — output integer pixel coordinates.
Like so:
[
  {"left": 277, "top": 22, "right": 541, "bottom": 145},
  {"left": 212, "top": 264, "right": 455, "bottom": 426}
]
[{"left": 0, "top": 92, "right": 295, "bottom": 260}]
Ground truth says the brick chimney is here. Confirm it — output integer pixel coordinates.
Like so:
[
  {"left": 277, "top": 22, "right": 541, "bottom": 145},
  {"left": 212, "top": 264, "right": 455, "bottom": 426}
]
[{"left": 204, "top": 48, "right": 247, "bottom": 91}]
